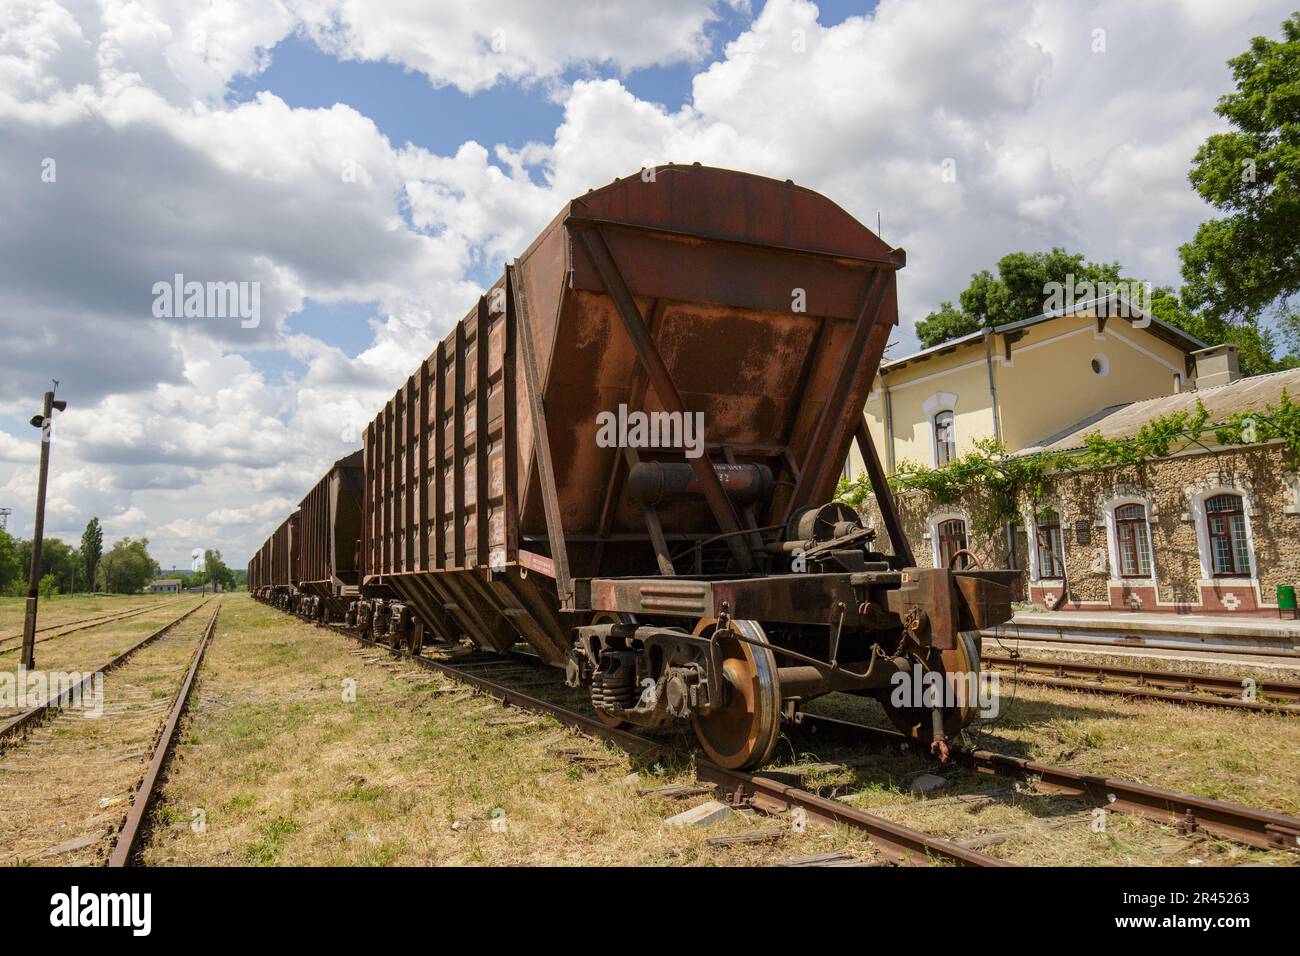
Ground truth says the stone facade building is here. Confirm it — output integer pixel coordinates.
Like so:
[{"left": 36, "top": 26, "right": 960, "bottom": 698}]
[
  {"left": 848, "top": 297, "right": 1299, "bottom": 617},
  {"left": 862, "top": 439, "right": 1295, "bottom": 616}
]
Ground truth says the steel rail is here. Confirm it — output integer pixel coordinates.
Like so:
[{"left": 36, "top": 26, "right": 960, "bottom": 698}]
[
  {"left": 795, "top": 712, "right": 1300, "bottom": 853},
  {"left": 0, "top": 598, "right": 213, "bottom": 743},
  {"left": 693, "top": 759, "right": 1007, "bottom": 866},
  {"left": 984, "top": 653, "right": 1300, "bottom": 711},
  {"left": 0, "top": 601, "right": 168, "bottom": 653},
  {"left": 993, "top": 670, "right": 1300, "bottom": 714},
  {"left": 320, "top": 622, "right": 1005, "bottom": 866},
  {"left": 108, "top": 603, "right": 222, "bottom": 867}
]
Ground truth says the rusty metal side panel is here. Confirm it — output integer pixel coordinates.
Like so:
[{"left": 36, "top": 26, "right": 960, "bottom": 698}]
[
  {"left": 506, "top": 167, "right": 902, "bottom": 565},
  {"left": 373, "top": 295, "right": 514, "bottom": 574},
  {"left": 358, "top": 276, "right": 565, "bottom": 655}
]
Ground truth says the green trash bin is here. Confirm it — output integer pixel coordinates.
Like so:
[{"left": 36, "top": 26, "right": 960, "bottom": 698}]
[{"left": 1278, "top": 585, "right": 1297, "bottom": 620}]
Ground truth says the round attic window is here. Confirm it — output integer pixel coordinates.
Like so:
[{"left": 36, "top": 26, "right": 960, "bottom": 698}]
[{"left": 1091, "top": 354, "right": 1110, "bottom": 376}]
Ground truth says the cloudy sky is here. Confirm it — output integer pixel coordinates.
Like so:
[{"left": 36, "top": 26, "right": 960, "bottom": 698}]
[{"left": 0, "top": 0, "right": 1292, "bottom": 569}]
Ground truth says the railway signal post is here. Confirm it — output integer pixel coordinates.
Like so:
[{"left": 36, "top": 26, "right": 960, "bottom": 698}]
[{"left": 19, "top": 384, "right": 68, "bottom": 670}]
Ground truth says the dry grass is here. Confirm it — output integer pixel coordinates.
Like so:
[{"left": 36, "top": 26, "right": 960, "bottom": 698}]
[
  {"left": 144, "top": 595, "right": 865, "bottom": 867},
  {"left": 0, "top": 606, "right": 214, "bottom": 865},
  {"left": 0, "top": 597, "right": 207, "bottom": 681},
  {"left": 0, "top": 594, "right": 170, "bottom": 639},
  {"left": 138, "top": 595, "right": 1298, "bottom": 867},
  {"left": 798, "top": 675, "right": 1300, "bottom": 866}
]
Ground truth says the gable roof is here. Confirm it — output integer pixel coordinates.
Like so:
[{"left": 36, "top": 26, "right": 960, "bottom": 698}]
[
  {"left": 881, "top": 292, "right": 1206, "bottom": 376},
  {"left": 1020, "top": 366, "right": 1300, "bottom": 455}
]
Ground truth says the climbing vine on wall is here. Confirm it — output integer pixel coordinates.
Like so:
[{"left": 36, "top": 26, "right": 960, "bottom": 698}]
[{"left": 836, "top": 390, "right": 1300, "bottom": 533}]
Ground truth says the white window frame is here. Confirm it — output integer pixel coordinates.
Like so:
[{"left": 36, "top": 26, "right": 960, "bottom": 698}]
[
  {"left": 1103, "top": 497, "right": 1157, "bottom": 587},
  {"left": 921, "top": 392, "right": 958, "bottom": 468},
  {"left": 1024, "top": 507, "right": 1067, "bottom": 583},
  {"left": 1190, "top": 488, "right": 1257, "bottom": 583}
]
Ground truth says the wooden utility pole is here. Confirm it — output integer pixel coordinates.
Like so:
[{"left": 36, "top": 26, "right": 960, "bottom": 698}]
[{"left": 20, "top": 385, "right": 67, "bottom": 670}]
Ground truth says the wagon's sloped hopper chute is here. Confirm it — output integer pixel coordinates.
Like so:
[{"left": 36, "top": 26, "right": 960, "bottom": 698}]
[{"left": 360, "top": 165, "right": 1017, "bottom": 769}]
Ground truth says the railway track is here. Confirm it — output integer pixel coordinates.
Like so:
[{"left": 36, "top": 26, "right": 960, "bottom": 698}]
[
  {"left": 0, "top": 599, "right": 212, "bottom": 742},
  {"left": 320, "top": 622, "right": 1006, "bottom": 867},
  {"left": 109, "top": 604, "right": 222, "bottom": 867},
  {"left": 793, "top": 712, "right": 1300, "bottom": 853},
  {"left": 325, "top": 622, "right": 1300, "bottom": 861},
  {"left": 983, "top": 652, "right": 1300, "bottom": 714},
  {"left": 0, "top": 602, "right": 220, "bottom": 865},
  {"left": 0, "top": 600, "right": 165, "bottom": 645},
  {"left": 0, "top": 601, "right": 169, "bottom": 655}
]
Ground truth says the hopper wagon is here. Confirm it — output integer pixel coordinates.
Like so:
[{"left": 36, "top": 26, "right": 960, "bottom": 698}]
[
  {"left": 262, "top": 512, "right": 300, "bottom": 611},
  {"left": 338, "top": 164, "right": 1018, "bottom": 769},
  {"left": 249, "top": 536, "right": 273, "bottom": 602},
  {"left": 292, "top": 450, "right": 366, "bottom": 622}
]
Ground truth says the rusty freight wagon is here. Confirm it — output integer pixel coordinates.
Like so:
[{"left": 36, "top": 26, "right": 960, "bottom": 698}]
[
  {"left": 359, "top": 165, "right": 1015, "bottom": 769},
  {"left": 293, "top": 451, "right": 365, "bottom": 621},
  {"left": 249, "top": 536, "right": 274, "bottom": 601},
  {"left": 265, "top": 512, "right": 300, "bottom": 610}
]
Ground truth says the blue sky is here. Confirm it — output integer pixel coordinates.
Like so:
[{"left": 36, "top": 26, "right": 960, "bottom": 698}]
[{"left": 231, "top": 1, "right": 877, "bottom": 378}]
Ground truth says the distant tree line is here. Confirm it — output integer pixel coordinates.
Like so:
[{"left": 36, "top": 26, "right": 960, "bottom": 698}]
[{"left": 0, "top": 516, "right": 171, "bottom": 596}]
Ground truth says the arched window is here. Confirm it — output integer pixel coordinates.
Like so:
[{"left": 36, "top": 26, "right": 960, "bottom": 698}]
[
  {"left": 1205, "top": 493, "right": 1251, "bottom": 577},
  {"left": 936, "top": 518, "right": 968, "bottom": 568},
  {"left": 1035, "top": 509, "right": 1065, "bottom": 579},
  {"left": 1114, "top": 503, "right": 1152, "bottom": 578},
  {"left": 933, "top": 410, "right": 956, "bottom": 466}
]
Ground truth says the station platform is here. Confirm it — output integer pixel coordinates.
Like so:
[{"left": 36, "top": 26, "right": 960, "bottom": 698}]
[{"left": 984, "top": 610, "right": 1300, "bottom": 659}]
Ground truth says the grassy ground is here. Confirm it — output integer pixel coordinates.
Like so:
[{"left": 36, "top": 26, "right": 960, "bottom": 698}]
[
  {"left": 144, "top": 595, "right": 859, "bottom": 866},
  {"left": 0, "top": 594, "right": 171, "bottom": 639},
  {"left": 139, "top": 595, "right": 1297, "bottom": 866},
  {"left": 0, "top": 606, "right": 215, "bottom": 865}
]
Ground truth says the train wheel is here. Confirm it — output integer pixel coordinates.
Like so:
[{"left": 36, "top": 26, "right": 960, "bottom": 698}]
[
  {"left": 690, "top": 619, "right": 781, "bottom": 770},
  {"left": 875, "top": 631, "right": 982, "bottom": 742}
]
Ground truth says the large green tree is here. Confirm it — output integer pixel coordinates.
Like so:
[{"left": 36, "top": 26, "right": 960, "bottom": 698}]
[
  {"left": 203, "top": 549, "right": 235, "bottom": 593},
  {"left": 1146, "top": 286, "right": 1292, "bottom": 376},
  {"left": 1180, "top": 13, "right": 1300, "bottom": 327},
  {"left": 80, "top": 517, "right": 103, "bottom": 594},
  {"left": 915, "top": 248, "right": 1123, "bottom": 348},
  {"left": 16, "top": 537, "right": 84, "bottom": 594},
  {"left": 916, "top": 253, "right": 1292, "bottom": 375},
  {"left": 97, "top": 537, "right": 160, "bottom": 594}
]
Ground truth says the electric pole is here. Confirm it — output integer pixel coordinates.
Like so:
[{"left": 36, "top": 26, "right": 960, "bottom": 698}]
[{"left": 20, "top": 383, "right": 67, "bottom": 670}]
